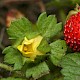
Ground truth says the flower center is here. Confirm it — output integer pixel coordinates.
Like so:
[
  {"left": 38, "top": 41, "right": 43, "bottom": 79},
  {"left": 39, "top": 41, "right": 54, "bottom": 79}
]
[{"left": 23, "top": 44, "right": 33, "bottom": 52}]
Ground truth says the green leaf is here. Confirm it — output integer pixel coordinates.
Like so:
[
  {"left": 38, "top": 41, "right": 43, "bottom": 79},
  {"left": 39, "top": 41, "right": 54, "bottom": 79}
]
[
  {"left": 37, "top": 38, "right": 51, "bottom": 53},
  {"left": 12, "top": 37, "right": 23, "bottom": 48},
  {"left": 50, "top": 40, "right": 67, "bottom": 66},
  {"left": 37, "top": 12, "right": 47, "bottom": 29},
  {"left": 43, "top": 22, "right": 62, "bottom": 39},
  {"left": 60, "top": 53, "right": 80, "bottom": 80},
  {"left": 38, "top": 67, "right": 63, "bottom": 80},
  {"left": 37, "top": 12, "right": 62, "bottom": 39},
  {"left": 26, "top": 62, "right": 49, "bottom": 79},
  {"left": 25, "top": 26, "right": 40, "bottom": 39},
  {"left": 7, "top": 17, "right": 32, "bottom": 40},
  {"left": 3, "top": 46, "right": 23, "bottom": 70},
  {"left": 1, "top": 77, "right": 24, "bottom": 80}
]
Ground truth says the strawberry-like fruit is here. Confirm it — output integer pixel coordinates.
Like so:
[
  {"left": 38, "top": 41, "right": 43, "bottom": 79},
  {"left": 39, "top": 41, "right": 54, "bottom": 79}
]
[{"left": 64, "top": 4, "right": 80, "bottom": 51}]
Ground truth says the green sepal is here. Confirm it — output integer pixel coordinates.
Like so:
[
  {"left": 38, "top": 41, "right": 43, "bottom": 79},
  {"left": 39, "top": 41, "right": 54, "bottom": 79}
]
[{"left": 66, "top": 4, "right": 80, "bottom": 20}]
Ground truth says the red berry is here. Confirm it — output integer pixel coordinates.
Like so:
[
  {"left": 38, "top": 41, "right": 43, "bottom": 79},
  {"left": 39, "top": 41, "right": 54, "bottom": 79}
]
[{"left": 64, "top": 12, "right": 80, "bottom": 51}]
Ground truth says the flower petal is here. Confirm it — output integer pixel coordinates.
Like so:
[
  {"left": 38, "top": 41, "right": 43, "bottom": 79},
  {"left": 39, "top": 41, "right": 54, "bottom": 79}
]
[
  {"left": 23, "top": 37, "right": 34, "bottom": 45},
  {"left": 17, "top": 45, "right": 23, "bottom": 52},
  {"left": 32, "top": 36, "right": 43, "bottom": 51}
]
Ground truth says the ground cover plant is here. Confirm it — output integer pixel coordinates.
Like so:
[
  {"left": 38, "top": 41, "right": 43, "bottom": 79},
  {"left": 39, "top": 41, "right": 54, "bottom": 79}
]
[{"left": 0, "top": 0, "right": 80, "bottom": 80}]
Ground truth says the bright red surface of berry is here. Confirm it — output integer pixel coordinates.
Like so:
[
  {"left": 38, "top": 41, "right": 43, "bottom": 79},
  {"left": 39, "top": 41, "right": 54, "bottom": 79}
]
[{"left": 64, "top": 12, "right": 80, "bottom": 51}]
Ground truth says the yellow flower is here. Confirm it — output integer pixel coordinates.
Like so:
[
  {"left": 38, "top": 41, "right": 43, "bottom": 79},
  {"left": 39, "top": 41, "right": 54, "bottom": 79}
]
[{"left": 17, "top": 35, "right": 43, "bottom": 61}]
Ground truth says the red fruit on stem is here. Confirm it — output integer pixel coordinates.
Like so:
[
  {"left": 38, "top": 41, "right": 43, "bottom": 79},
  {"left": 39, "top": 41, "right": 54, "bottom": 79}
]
[{"left": 64, "top": 4, "right": 80, "bottom": 51}]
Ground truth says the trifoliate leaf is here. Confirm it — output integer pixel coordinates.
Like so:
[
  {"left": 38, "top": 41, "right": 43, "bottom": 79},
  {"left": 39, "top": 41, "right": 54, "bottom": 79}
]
[
  {"left": 50, "top": 40, "right": 67, "bottom": 66},
  {"left": 1, "top": 77, "right": 24, "bottom": 80},
  {"left": 26, "top": 62, "right": 49, "bottom": 79},
  {"left": 60, "top": 53, "right": 80, "bottom": 80},
  {"left": 37, "top": 38, "right": 51, "bottom": 53},
  {"left": 37, "top": 12, "right": 62, "bottom": 39},
  {"left": 3, "top": 46, "right": 23, "bottom": 70}
]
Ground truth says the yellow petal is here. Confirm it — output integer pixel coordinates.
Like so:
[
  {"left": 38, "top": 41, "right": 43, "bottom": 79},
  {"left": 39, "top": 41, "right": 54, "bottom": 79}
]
[
  {"left": 22, "top": 52, "right": 33, "bottom": 56},
  {"left": 32, "top": 36, "right": 43, "bottom": 51},
  {"left": 22, "top": 51, "right": 36, "bottom": 61},
  {"left": 17, "top": 45, "right": 23, "bottom": 52},
  {"left": 23, "top": 37, "right": 34, "bottom": 45}
]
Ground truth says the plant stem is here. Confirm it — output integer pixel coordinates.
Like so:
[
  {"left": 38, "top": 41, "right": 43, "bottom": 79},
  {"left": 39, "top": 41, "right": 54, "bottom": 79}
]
[
  {"left": 0, "top": 63, "right": 25, "bottom": 77},
  {"left": 0, "top": 62, "right": 13, "bottom": 71}
]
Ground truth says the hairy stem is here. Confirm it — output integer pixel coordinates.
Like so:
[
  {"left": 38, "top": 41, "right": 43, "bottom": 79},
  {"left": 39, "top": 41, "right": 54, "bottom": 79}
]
[{"left": 0, "top": 62, "right": 13, "bottom": 71}]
